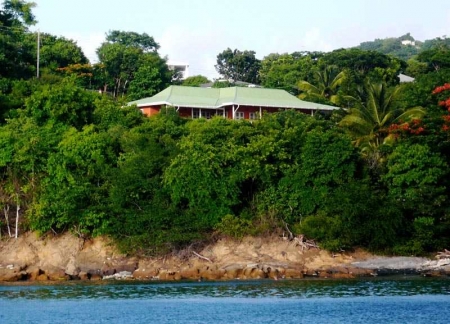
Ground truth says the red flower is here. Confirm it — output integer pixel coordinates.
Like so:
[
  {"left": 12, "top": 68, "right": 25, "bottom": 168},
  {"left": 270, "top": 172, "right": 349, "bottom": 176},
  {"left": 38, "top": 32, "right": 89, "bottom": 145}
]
[{"left": 433, "top": 83, "right": 450, "bottom": 95}]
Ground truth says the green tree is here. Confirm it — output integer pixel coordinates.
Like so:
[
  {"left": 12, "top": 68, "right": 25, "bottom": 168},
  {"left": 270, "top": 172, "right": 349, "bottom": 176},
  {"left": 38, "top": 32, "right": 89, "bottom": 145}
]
[
  {"left": 0, "top": 0, "right": 37, "bottom": 79},
  {"left": 24, "top": 78, "right": 99, "bottom": 129},
  {"left": 298, "top": 66, "right": 345, "bottom": 105},
  {"left": 259, "top": 53, "right": 316, "bottom": 94},
  {"left": 181, "top": 75, "right": 210, "bottom": 87},
  {"left": 163, "top": 117, "right": 249, "bottom": 229},
  {"left": 382, "top": 143, "right": 449, "bottom": 253},
  {"left": 105, "top": 30, "right": 159, "bottom": 52},
  {"left": 126, "top": 53, "right": 172, "bottom": 100},
  {"left": 96, "top": 30, "right": 171, "bottom": 98},
  {"left": 105, "top": 109, "right": 187, "bottom": 254},
  {"left": 417, "top": 47, "right": 450, "bottom": 72},
  {"left": 215, "top": 48, "right": 260, "bottom": 84},
  {"left": 31, "top": 125, "right": 115, "bottom": 234},
  {"left": 339, "top": 81, "right": 425, "bottom": 167},
  {"left": 33, "top": 33, "right": 88, "bottom": 70}
]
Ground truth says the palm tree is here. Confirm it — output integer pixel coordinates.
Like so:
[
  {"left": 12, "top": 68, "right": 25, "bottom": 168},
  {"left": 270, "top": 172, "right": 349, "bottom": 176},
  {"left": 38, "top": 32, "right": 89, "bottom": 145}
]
[
  {"left": 339, "top": 81, "right": 425, "bottom": 168},
  {"left": 297, "top": 66, "right": 346, "bottom": 105}
]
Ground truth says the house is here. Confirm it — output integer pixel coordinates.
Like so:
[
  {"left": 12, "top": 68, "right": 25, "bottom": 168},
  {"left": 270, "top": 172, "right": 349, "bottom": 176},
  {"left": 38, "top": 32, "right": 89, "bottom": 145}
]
[
  {"left": 401, "top": 40, "right": 416, "bottom": 46},
  {"left": 128, "top": 85, "right": 339, "bottom": 120},
  {"left": 167, "top": 61, "right": 189, "bottom": 80},
  {"left": 399, "top": 73, "right": 415, "bottom": 83}
]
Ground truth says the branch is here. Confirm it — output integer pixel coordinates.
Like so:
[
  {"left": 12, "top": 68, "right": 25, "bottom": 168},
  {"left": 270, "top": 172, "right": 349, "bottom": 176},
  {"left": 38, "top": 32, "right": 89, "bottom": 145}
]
[{"left": 192, "top": 251, "right": 212, "bottom": 263}]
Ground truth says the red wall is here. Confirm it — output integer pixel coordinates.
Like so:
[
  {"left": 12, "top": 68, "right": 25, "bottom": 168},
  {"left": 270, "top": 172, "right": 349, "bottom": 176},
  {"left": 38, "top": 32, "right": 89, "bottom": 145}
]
[
  {"left": 140, "top": 105, "right": 311, "bottom": 119},
  {"left": 140, "top": 106, "right": 161, "bottom": 117}
]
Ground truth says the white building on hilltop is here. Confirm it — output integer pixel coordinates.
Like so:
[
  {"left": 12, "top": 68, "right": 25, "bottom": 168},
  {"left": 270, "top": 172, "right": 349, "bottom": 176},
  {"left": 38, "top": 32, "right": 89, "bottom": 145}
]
[{"left": 167, "top": 61, "right": 189, "bottom": 80}]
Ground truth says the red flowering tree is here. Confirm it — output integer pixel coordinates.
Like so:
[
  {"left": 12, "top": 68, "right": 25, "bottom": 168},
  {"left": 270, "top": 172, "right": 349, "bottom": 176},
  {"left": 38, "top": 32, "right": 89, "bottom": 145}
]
[
  {"left": 389, "top": 83, "right": 450, "bottom": 138},
  {"left": 433, "top": 83, "right": 450, "bottom": 132}
]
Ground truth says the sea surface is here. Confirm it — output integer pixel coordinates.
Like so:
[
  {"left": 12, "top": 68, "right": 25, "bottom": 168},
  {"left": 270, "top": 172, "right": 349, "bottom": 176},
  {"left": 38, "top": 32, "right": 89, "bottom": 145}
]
[{"left": 1, "top": 277, "right": 449, "bottom": 323}]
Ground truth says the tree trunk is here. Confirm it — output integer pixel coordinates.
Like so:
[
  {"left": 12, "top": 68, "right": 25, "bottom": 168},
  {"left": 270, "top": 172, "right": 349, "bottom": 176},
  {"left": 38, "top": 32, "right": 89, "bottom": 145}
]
[
  {"left": 15, "top": 203, "right": 20, "bottom": 239},
  {"left": 4, "top": 204, "right": 11, "bottom": 238}
]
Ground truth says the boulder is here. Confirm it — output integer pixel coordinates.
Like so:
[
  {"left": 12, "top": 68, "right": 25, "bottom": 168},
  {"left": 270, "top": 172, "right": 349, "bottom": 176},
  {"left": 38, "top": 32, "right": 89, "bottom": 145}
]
[
  {"left": 27, "top": 266, "right": 42, "bottom": 281},
  {"left": 158, "top": 270, "right": 178, "bottom": 281},
  {"left": 180, "top": 267, "right": 200, "bottom": 280},
  {"left": 90, "top": 274, "right": 103, "bottom": 281},
  {"left": 103, "top": 271, "right": 134, "bottom": 280},
  {"left": 78, "top": 271, "right": 89, "bottom": 280},
  {"left": 222, "top": 265, "right": 243, "bottom": 279},
  {"left": 47, "top": 268, "right": 70, "bottom": 281},
  {"left": 36, "top": 273, "right": 49, "bottom": 281},
  {"left": 0, "top": 268, "right": 26, "bottom": 282},
  {"left": 133, "top": 268, "right": 159, "bottom": 280},
  {"left": 284, "top": 268, "right": 304, "bottom": 279},
  {"left": 199, "top": 268, "right": 225, "bottom": 280}
]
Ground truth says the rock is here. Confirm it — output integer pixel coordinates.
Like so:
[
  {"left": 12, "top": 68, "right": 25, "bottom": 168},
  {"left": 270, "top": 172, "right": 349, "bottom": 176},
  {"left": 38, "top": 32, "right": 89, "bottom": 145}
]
[
  {"left": 78, "top": 271, "right": 89, "bottom": 280},
  {"left": 158, "top": 270, "right": 178, "bottom": 281},
  {"left": 180, "top": 268, "right": 200, "bottom": 280},
  {"left": 0, "top": 268, "right": 26, "bottom": 282},
  {"left": 133, "top": 268, "right": 159, "bottom": 280},
  {"left": 103, "top": 271, "right": 133, "bottom": 280},
  {"left": 352, "top": 257, "right": 428, "bottom": 271},
  {"left": 101, "top": 262, "right": 138, "bottom": 276},
  {"left": 36, "top": 273, "right": 49, "bottom": 281},
  {"left": 284, "top": 268, "right": 304, "bottom": 279},
  {"left": 90, "top": 274, "right": 103, "bottom": 281},
  {"left": 331, "top": 272, "right": 356, "bottom": 279},
  {"left": 249, "top": 268, "right": 266, "bottom": 279},
  {"left": 346, "top": 267, "right": 376, "bottom": 277},
  {"left": 47, "top": 268, "right": 70, "bottom": 281},
  {"left": 222, "top": 265, "right": 243, "bottom": 279},
  {"left": 27, "top": 266, "right": 42, "bottom": 281},
  {"left": 422, "top": 270, "right": 445, "bottom": 277},
  {"left": 199, "top": 268, "right": 225, "bottom": 280},
  {"left": 303, "top": 269, "right": 318, "bottom": 277}
]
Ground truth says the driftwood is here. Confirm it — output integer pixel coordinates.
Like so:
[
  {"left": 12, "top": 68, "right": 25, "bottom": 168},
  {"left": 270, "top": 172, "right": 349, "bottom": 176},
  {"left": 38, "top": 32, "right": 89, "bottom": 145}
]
[
  {"left": 283, "top": 221, "right": 294, "bottom": 241},
  {"left": 293, "top": 234, "right": 319, "bottom": 251},
  {"left": 192, "top": 251, "right": 213, "bottom": 263},
  {"left": 436, "top": 249, "right": 450, "bottom": 259}
]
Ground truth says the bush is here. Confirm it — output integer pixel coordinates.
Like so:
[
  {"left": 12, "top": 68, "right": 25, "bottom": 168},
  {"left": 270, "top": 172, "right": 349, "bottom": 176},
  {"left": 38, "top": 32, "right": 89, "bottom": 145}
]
[
  {"left": 294, "top": 213, "right": 351, "bottom": 252},
  {"left": 215, "top": 214, "right": 254, "bottom": 239}
]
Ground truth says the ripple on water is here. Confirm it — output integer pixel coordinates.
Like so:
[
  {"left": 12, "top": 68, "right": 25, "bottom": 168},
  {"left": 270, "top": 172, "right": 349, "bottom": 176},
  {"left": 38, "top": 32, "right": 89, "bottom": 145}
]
[{"left": 0, "top": 277, "right": 449, "bottom": 300}]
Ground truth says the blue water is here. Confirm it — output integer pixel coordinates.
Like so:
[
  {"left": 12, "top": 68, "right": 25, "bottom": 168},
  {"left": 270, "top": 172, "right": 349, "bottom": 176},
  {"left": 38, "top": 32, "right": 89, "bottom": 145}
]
[{"left": 1, "top": 278, "right": 449, "bottom": 323}]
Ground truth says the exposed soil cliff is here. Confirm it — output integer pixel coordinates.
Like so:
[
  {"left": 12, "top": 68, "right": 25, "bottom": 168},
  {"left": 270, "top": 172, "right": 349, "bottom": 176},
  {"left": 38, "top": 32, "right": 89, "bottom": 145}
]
[{"left": 0, "top": 232, "right": 449, "bottom": 282}]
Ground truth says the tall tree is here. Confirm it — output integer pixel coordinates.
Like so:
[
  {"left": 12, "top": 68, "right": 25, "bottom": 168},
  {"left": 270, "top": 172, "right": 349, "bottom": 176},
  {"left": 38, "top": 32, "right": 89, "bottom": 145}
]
[
  {"left": 0, "top": 0, "right": 37, "bottom": 79},
  {"left": 96, "top": 30, "right": 171, "bottom": 98},
  {"left": 297, "top": 66, "right": 346, "bottom": 105},
  {"left": 259, "top": 53, "right": 316, "bottom": 94},
  {"left": 105, "top": 30, "right": 159, "bottom": 52},
  {"left": 215, "top": 48, "right": 260, "bottom": 84},
  {"left": 339, "top": 81, "right": 425, "bottom": 168}
]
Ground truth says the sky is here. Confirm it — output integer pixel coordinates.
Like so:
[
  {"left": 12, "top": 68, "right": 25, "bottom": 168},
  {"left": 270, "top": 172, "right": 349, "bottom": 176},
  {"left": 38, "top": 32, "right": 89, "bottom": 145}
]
[{"left": 32, "top": 0, "right": 450, "bottom": 79}]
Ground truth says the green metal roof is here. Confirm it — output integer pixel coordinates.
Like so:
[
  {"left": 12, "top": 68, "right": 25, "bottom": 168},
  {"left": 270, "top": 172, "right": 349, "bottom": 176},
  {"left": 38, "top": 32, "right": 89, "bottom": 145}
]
[{"left": 128, "top": 86, "right": 338, "bottom": 111}]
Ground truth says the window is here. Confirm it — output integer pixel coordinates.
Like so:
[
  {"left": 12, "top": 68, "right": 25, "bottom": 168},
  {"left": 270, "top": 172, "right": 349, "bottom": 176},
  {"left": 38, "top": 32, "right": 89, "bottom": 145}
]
[
  {"left": 235, "top": 112, "right": 245, "bottom": 120},
  {"left": 192, "top": 109, "right": 199, "bottom": 119},
  {"left": 249, "top": 112, "right": 257, "bottom": 120}
]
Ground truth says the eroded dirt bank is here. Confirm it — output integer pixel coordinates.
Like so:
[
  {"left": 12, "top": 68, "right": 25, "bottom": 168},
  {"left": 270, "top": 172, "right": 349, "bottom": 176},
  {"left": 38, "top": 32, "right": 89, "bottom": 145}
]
[{"left": 0, "top": 232, "right": 449, "bottom": 282}]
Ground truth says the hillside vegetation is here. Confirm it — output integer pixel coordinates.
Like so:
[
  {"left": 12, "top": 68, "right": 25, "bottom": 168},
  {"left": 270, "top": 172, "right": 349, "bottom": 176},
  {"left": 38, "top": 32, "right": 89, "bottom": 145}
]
[{"left": 1, "top": 1, "right": 450, "bottom": 256}]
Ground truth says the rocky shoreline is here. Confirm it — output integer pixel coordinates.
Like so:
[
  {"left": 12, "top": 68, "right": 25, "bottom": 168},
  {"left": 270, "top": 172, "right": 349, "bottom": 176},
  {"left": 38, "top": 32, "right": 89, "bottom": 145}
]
[{"left": 1, "top": 233, "right": 449, "bottom": 283}]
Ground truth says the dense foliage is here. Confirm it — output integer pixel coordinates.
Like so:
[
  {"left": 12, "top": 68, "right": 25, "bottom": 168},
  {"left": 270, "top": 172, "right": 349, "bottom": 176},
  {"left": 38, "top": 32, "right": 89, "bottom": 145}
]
[{"left": 1, "top": 1, "right": 450, "bottom": 256}]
